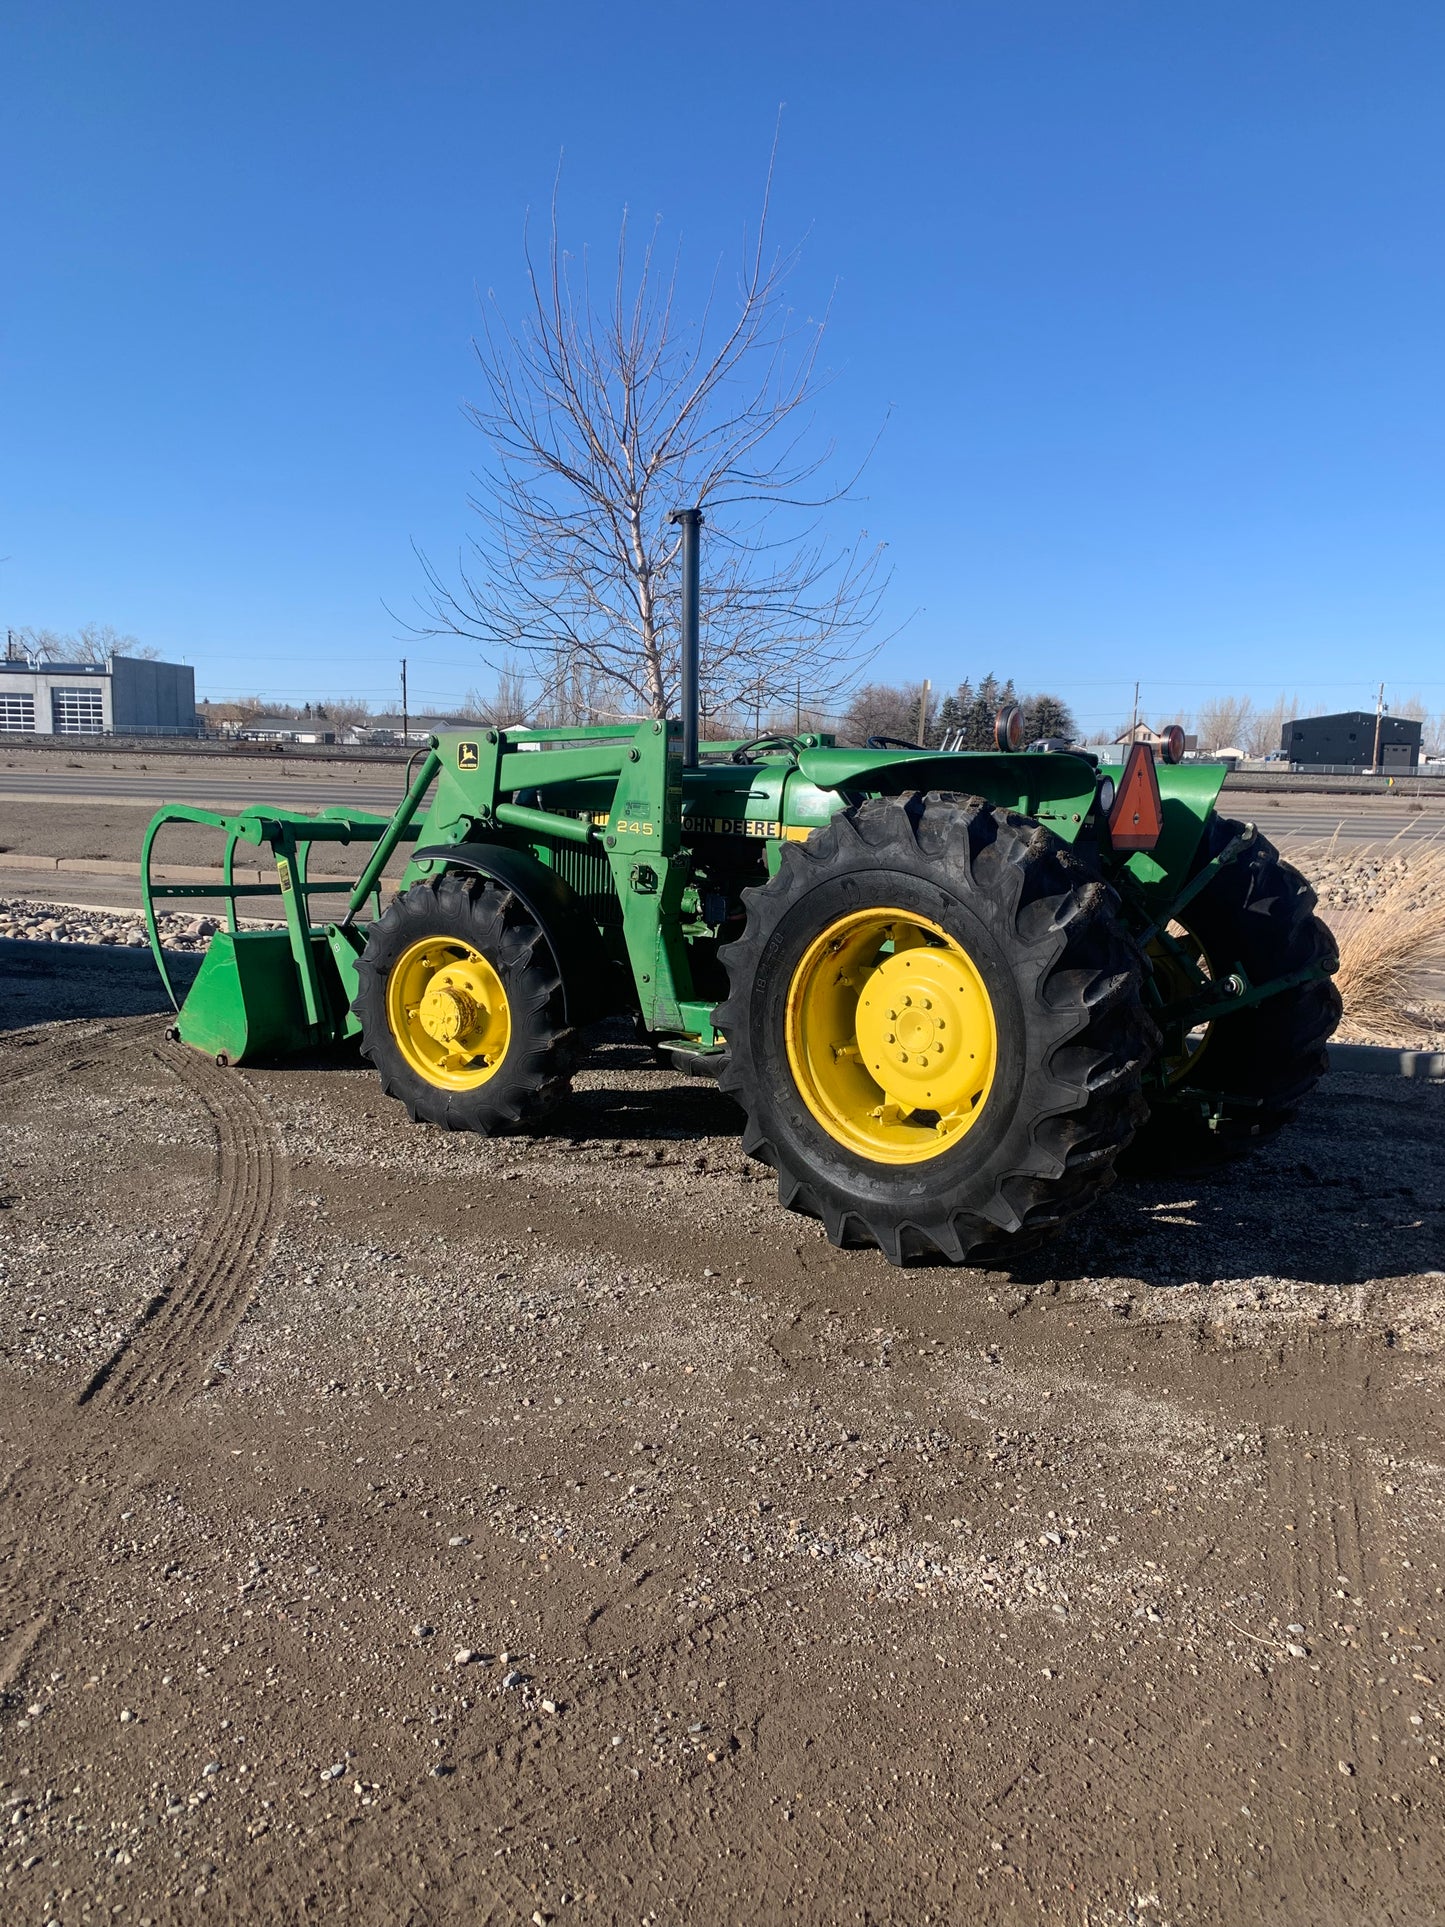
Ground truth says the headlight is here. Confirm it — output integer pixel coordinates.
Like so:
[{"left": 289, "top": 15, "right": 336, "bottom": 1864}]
[{"left": 1097, "top": 776, "right": 1116, "bottom": 814}]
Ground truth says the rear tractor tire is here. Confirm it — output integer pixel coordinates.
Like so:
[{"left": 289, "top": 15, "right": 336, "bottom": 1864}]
[
  {"left": 353, "top": 874, "right": 576, "bottom": 1133},
  {"left": 1127, "top": 815, "right": 1341, "bottom": 1172},
  {"left": 715, "top": 794, "right": 1156, "bottom": 1266}
]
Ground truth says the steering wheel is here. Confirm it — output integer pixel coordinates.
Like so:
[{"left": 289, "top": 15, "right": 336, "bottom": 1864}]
[
  {"left": 729, "top": 735, "right": 800, "bottom": 765},
  {"left": 865, "top": 734, "right": 928, "bottom": 753}
]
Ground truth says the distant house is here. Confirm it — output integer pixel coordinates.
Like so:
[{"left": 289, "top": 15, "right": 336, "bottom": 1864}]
[
  {"left": 1113, "top": 722, "right": 1198, "bottom": 753},
  {"left": 1283, "top": 711, "right": 1421, "bottom": 772},
  {"left": 359, "top": 713, "right": 472, "bottom": 746},
  {"left": 226, "top": 715, "right": 337, "bottom": 746}
]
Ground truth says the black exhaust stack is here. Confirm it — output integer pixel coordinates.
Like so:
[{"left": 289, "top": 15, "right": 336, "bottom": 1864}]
[{"left": 669, "top": 505, "right": 703, "bottom": 768}]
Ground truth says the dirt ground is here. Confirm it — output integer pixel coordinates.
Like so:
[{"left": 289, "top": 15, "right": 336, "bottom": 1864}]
[{"left": 1, "top": 944, "right": 1443, "bottom": 1925}]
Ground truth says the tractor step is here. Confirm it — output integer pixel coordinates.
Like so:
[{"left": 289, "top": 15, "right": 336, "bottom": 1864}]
[{"left": 660, "top": 1042, "right": 731, "bottom": 1079}]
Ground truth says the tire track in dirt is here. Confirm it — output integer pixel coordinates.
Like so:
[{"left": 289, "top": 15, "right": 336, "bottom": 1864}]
[
  {"left": 403, "top": 1510, "right": 916, "bottom": 1917},
  {"left": 967, "top": 1430, "right": 1406, "bottom": 1922},
  {"left": 0, "top": 1014, "right": 155, "bottom": 1089},
  {"left": 77, "top": 1040, "right": 287, "bottom": 1411},
  {"left": 1264, "top": 1433, "right": 1400, "bottom": 1922},
  {"left": 971, "top": 1534, "right": 1222, "bottom": 1903},
  {"left": 1, "top": 1043, "right": 285, "bottom": 1742}
]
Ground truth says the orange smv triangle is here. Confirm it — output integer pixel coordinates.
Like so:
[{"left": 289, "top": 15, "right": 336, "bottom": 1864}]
[{"left": 1108, "top": 742, "right": 1164, "bottom": 852}]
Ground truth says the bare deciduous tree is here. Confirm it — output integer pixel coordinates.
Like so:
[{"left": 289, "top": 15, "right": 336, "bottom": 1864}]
[
  {"left": 17, "top": 622, "right": 156, "bottom": 664},
  {"left": 1196, "top": 695, "right": 1255, "bottom": 751},
  {"left": 416, "top": 140, "right": 890, "bottom": 724},
  {"left": 1245, "top": 691, "right": 1299, "bottom": 758},
  {"left": 314, "top": 697, "right": 374, "bottom": 730},
  {"left": 461, "top": 659, "right": 534, "bottom": 726},
  {"left": 1395, "top": 694, "right": 1445, "bottom": 757},
  {"left": 839, "top": 680, "right": 931, "bottom": 746}
]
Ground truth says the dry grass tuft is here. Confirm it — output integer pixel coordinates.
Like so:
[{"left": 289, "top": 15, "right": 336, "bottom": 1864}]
[{"left": 1300, "top": 840, "right": 1445, "bottom": 1041}]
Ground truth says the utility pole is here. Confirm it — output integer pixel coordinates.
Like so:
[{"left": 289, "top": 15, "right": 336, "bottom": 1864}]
[
  {"left": 400, "top": 658, "right": 409, "bottom": 746},
  {"left": 1371, "top": 680, "right": 1385, "bottom": 774},
  {"left": 1129, "top": 680, "right": 1140, "bottom": 745},
  {"left": 795, "top": 675, "right": 802, "bottom": 737},
  {"left": 917, "top": 678, "right": 932, "bottom": 746}
]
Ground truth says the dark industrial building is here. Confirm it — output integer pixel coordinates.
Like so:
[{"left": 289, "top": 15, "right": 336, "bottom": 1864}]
[
  {"left": 1283, "top": 710, "right": 1422, "bottom": 772},
  {"left": 0, "top": 653, "right": 197, "bottom": 736}
]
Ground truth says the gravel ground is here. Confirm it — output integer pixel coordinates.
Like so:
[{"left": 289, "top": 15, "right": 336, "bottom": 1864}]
[
  {"left": 0, "top": 944, "right": 1443, "bottom": 1924},
  {"left": 0, "top": 899, "right": 221, "bottom": 952},
  {"left": 1301, "top": 843, "right": 1445, "bottom": 912}
]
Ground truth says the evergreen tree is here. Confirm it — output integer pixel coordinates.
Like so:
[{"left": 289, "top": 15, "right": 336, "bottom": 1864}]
[
  {"left": 963, "top": 674, "right": 1016, "bottom": 748},
  {"left": 932, "top": 692, "right": 963, "bottom": 746},
  {"left": 1019, "top": 692, "right": 1077, "bottom": 744}
]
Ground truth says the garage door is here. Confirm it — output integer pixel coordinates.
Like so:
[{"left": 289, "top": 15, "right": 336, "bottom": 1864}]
[{"left": 52, "top": 685, "right": 106, "bottom": 734}]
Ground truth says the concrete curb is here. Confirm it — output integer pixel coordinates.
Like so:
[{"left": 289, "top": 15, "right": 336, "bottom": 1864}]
[
  {"left": 1, "top": 856, "right": 268, "bottom": 885},
  {"left": 1329, "top": 1044, "right": 1445, "bottom": 1080}
]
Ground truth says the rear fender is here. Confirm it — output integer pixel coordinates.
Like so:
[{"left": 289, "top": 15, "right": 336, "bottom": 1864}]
[
  {"left": 1110, "top": 761, "right": 1229, "bottom": 905},
  {"left": 410, "top": 842, "right": 616, "bottom": 1025},
  {"left": 793, "top": 746, "right": 1101, "bottom": 842}
]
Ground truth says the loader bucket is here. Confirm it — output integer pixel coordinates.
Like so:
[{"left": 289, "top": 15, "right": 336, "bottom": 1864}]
[
  {"left": 140, "top": 759, "right": 439, "bottom": 1066},
  {"left": 175, "top": 929, "right": 351, "bottom": 1063}
]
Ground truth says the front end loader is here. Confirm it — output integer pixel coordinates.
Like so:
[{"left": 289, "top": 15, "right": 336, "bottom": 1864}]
[{"left": 143, "top": 519, "right": 1339, "bottom": 1265}]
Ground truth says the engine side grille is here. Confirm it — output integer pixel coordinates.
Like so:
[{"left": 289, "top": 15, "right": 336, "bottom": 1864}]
[{"left": 548, "top": 839, "right": 622, "bottom": 928}]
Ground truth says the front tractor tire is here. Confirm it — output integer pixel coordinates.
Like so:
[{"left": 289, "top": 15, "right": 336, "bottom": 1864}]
[
  {"left": 715, "top": 796, "right": 1156, "bottom": 1266},
  {"left": 353, "top": 874, "right": 576, "bottom": 1133}
]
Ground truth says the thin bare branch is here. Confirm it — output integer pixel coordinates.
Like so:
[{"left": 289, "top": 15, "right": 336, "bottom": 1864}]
[{"left": 411, "top": 129, "right": 891, "bottom": 720}]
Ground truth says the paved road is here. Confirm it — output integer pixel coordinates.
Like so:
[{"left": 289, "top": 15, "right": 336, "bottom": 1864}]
[
  {"left": 1235, "top": 798, "right": 1445, "bottom": 843},
  {"left": 0, "top": 767, "right": 412, "bottom": 813},
  {"left": 2, "top": 765, "right": 1443, "bottom": 842}
]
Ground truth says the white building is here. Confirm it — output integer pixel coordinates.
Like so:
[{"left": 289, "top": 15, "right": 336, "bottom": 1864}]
[
  {"left": 0, "top": 654, "right": 198, "bottom": 736},
  {"left": 224, "top": 714, "right": 338, "bottom": 745},
  {"left": 360, "top": 713, "right": 468, "bottom": 746}
]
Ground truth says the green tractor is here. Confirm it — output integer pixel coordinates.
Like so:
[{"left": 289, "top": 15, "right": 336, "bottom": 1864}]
[{"left": 143, "top": 515, "right": 1339, "bottom": 1265}]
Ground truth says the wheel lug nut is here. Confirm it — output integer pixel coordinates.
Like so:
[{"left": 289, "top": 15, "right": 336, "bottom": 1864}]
[{"left": 884, "top": 1033, "right": 895, "bottom": 1044}]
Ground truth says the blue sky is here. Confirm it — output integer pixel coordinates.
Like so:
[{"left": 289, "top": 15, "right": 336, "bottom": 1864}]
[{"left": 3, "top": 1, "right": 1442, "bottom": 736}]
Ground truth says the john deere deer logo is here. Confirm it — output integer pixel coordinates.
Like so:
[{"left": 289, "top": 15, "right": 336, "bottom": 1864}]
[{"left": 457, "top": 742, "right": 479, "bottom": 770}]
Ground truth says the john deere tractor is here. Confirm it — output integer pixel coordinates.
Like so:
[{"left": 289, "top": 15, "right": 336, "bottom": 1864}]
[{"left": 143, "top": 514, "right": 1339, "bottom": 1265}]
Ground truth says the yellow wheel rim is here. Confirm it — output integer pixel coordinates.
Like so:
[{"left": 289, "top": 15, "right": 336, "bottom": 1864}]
[
  {"left": 784, "top": 908, "right": 997, "bottom": 1165},
  {"left": 1148, "top": 921, "right": 1215, "bottom": 1085},
  {"left": 385, "top": 936, "right": 511, "bottom": 1091}
]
